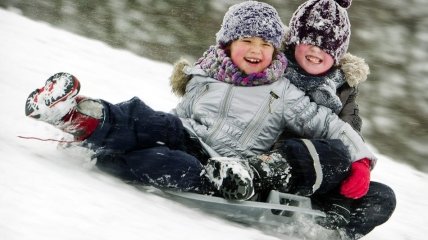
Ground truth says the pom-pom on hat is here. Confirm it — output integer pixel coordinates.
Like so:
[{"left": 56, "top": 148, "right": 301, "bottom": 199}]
[
  {"left": 216, "top": 1, "right": 285, "bottom": 49},
  {"left": 286, "top": 0, "right": 352, "bottom": 64}
]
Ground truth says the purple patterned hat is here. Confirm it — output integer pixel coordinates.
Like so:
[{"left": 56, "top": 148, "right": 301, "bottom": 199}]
[
  {"left": 286, "top": 0, "right": 352, "bottom": 64},
  {"left": 216, "top": 1, "right": 285, "bottom": 49}
]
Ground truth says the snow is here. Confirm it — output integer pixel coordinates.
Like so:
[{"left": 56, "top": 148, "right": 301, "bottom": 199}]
[{"left": 0, "top": 8, "right": 427, "bottom": 240}]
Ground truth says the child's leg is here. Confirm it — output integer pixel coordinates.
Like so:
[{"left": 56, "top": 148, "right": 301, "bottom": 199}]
[
  {"left": 311, "top": 191, "right": 352, "bottom": 230},
  {"left": 343, "top": 182, "right": 396, "bottom": 239},
  {"left": 203, "top": 138, "right": 351, "bottom": 201},
  {"left": 27, "top": 73, "right": 212, "bottom": 193},
  {"left": 95, "top": 146, "right": 210, "bottom": 193},
  {"left": 204, "top": 150, "right": 293, "bottom": 201},
  {"left": 86, "top": 97, "right": 188, "bottom": 152},
  {"left": 277, "top": 138, "right": 352, "bottom": 196},
  {"left": 26, "top": 73, "right": 189, "bottom": 152}
]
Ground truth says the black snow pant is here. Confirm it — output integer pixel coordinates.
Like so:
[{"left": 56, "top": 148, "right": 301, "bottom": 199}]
[
  {"left": 84, "top": 97, "right": 211, "bottom": 193},
  {"left": 312, "top": 182, "right": 396, "bottom": 239},
  {"left": 275, "top": 139, "right": 396, "bottom": 239}
]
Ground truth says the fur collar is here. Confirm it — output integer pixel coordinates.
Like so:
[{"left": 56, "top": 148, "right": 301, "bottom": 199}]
[
  {"left": 170, "top": 53, "right": 369, "bottom": 97},
  {"left": 339, "top": 53, "right": 370, "bottom": 87}
]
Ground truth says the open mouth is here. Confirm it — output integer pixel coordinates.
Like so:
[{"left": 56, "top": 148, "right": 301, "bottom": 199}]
[
  {"left": 244, "top": 57, "right": 261, "bottom": 64},
  {"left": 305, "top": 55, "right": 322, "bottom": 64}
]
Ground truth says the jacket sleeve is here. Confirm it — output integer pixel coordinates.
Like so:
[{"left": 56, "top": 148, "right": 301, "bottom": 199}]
[
  {"left": 337, "top": 84, "right": 362, "bottom": 133},
  {"left": 282, "top": 82, "right": 376, "bottom": 165}
]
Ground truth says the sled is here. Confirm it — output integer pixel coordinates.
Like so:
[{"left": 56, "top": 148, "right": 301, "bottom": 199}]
[{"left": 165, "top": 190, "right": 326, "bottom": 229}]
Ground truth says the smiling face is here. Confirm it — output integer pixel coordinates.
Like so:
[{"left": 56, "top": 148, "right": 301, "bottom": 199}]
[
  {"left": 294, "top": 44, "right": 334, "bottom": 75},
  {"left": 230, "top": 37, "right": 275, "bottom": 74}
]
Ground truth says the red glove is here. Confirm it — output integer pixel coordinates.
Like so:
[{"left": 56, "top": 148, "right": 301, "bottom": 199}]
[{"left": 340, "top": 158, "right": 371, "bottom": 199}]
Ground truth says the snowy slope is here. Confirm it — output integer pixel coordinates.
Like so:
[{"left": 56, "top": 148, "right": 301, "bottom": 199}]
[{"left": 0, "top": 9, "right": 427, "bottom": 240}]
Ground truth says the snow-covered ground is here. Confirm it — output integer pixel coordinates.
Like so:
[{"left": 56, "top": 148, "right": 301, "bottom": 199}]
[{"left": 0, "top": 9, "right": 427, "bottom": 240}]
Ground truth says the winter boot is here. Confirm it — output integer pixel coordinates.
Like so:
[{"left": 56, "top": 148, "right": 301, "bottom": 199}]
[
  {"left": 204, "top": 150, "right": 292, "bottom": 201},
  {"left": 26, "top": 72, "right": 80, "bottom": 122},
  {"left": 25, "top": 72, "right": 103, "bottom": 140},
  {"left": 314, "top": 195, "right": 352, "bottom": 230},
  {"left": 204, "top": 157, "right": 255, "bottom": 201},
  {"left": 247, "top": 150, "right": 293, "bottom": 194}
]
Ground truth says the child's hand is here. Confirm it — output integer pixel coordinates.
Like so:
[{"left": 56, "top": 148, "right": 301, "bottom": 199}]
[{"left": 340, "top": 158, "right": 371, "bottom": 199}]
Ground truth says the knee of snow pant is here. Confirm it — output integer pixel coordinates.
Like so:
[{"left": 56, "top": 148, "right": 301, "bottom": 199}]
[
  {"left": 181, "top": 131, "right": 211, "bottom": 165},
  {"left": 94, "top": 147, "right": 207, "bottom": 192},
  {"left": 124, "top": 146, "right": 206, "bottom": 192},
  {"left": 94, "top": 150, "right": 140, "bottom": 182},
  {"left": 344, "top": 182, "right": 396, "bottom": 239},
  {"left": 86, "top": 97, "right": 188, "bottom": 152},
  {"left": 277, "top": 138, "right": 351, "bottom": 196}
]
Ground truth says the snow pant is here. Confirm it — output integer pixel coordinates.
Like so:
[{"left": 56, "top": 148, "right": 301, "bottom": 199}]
[
  {"left": 84, "top": 97, "right": 355, "bottom": 195},
  {"left": 277, "top": 138, "right": 352, "bottom": 196},
  {"left": 312, "top": 182, "right": 396, "bottom": 239},
  {"left": 84, "top": 97, "right": 211, "bottom": 193},
  {"left": 273, "top": 139, "right": 396, "bottom": 239},
  {"left": 82, "top": 96, "right": 396, "bottom": 239}
]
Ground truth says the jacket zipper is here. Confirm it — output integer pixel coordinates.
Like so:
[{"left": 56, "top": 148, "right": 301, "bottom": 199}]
[
  {"left": 205, "top": 85, "right": 233, "bottom": 145},
  {"left": 192, "top": 84, "right": 209, "bottom": 111},
  {"left": 240, "top": 91, "right": 279, "bottom": 146},
  {"left": 269, "top": 91, "right": 279, "bottom": 113}
]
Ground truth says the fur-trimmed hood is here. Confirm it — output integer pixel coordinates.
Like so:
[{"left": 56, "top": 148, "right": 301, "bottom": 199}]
[
  {"left": 170, "top": 58, "right": 192, "bottom": 97},
  {"left": 169, "top": 53, "right": 369, "bottom": 97},
  {"left": 339, "top": 53, "right": 370, "bottom": 87}
]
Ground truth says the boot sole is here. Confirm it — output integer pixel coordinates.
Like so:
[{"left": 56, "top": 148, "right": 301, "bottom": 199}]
[{"left": 25, "top": 72, "right": 80, "bottom": 118}]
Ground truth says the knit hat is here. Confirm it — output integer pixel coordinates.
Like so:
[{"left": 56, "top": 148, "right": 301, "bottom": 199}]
[
  {"left": 286, "top": 0, "right": 352, "bottom": 64},
  {"left": 216, "top": 1, "right": 285, "bottom": 49}
]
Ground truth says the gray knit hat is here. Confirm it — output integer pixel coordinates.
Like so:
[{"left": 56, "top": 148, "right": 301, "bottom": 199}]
[
  {"left": 286, "top": 0, "right": 352, "bottom": 64},
  {"left": 216, "top": 1, "right": 285, "bottom": 49}
]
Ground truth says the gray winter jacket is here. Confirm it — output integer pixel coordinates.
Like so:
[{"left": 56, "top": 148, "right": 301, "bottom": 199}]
[{"left": 171, "top": 66, "right": 376, "bottom": 165}]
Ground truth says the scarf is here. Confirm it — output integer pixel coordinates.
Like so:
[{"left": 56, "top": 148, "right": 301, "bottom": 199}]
[
  {"left": 285, "top": 57, "right": 346, "bottom": 113},
  {"left": 194, "top": 45, "right": 287, "bottom": 86}
]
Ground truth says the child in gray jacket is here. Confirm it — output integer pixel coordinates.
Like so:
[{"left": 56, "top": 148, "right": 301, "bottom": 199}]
[{"left": 25, "top": 1, "right": 390, "bottom": 239}]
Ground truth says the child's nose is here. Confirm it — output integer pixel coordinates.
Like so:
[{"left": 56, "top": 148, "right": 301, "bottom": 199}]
[
  {"left": 309, "top": 45, "right": 322, "bottom": 52},
  {"left": 249, "top": 44, "right": 262, "bottom": 53}
]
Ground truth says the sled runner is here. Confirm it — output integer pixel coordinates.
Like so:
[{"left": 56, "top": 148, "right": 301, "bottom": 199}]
[{"left": 165, "top": 190, "right": 325, "bottom": 228}]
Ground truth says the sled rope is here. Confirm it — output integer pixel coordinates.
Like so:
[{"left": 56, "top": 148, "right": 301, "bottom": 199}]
[{"left": 17, "top": 135, "right": 79, "bottom": 143}]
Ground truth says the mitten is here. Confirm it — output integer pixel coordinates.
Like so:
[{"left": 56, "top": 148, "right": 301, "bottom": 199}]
[
  {"left": 340, "top": 158, "right": 371, "bottom": 199},
  {"left": 310, "top": 80, "right": 343, "bottom": 114}
]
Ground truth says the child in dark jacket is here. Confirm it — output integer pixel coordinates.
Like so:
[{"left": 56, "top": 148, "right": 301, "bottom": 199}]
[
  {"left": 187, "top": 0, "right": 395, "bottom": 239},
  {"left": 272, "top": 0, "right": 395, "bottom": 238}
]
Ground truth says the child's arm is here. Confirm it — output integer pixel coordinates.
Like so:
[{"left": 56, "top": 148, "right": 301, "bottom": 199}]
[
  {"left": 337, "top": 52, "right": 370, "bottom": 132},
  {"left": 282, "top": 81, "right": 376, "bottom": 166},
  {"left": 337, "top": 84, "right": 362, "bottom": 132}
]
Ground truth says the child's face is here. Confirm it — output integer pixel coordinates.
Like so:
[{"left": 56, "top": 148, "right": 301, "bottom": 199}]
[
  {"left": 294, "top": 44, "right": 334, "bottom": 75},
  {"left": 230, "top": 37, "right": 274, "bottom": 74}
]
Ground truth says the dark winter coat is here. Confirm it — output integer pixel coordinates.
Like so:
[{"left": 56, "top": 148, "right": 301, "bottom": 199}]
[
  {"left": 333, "top": 52, "right": 369, "bottom": 133},
  {"left": 338, "top": 84, "right": 362, "bottom": 133},
  {"left": 274, "top": 52, "right": 369, "bottom": 147}
]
